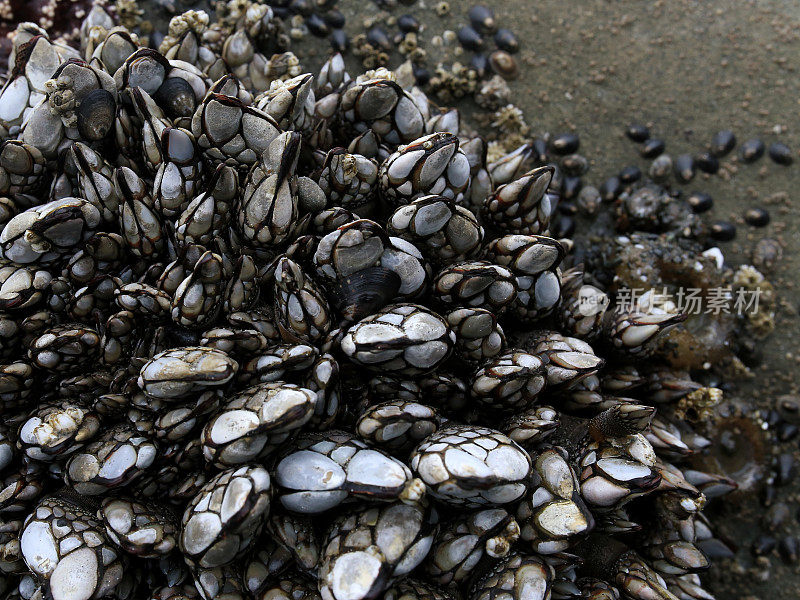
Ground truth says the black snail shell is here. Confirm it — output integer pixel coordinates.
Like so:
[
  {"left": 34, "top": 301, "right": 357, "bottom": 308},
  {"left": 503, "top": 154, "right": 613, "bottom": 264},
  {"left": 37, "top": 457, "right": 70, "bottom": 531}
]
[
  {"left": 458, "top": 26, "right": 485, "bottom": 51},
  {"left": 618, "top": 165, "right": 642, "bottom": 183},
  {"left": 687, "top": 191, "right": 713, "bottom": 214},
  {"left": 599, "top": 176, "right": 621, "bottom": 201},
  {"left": 470, "top": 53, "right": 490, "bottom": 78},
  {"left": 625, "top": 123, "right": 650, "bottom": 142},
  {"left": 76, "top": 89, "right": 116, "bottom": 142},
  {"left": 695, "top": 151, "right": 720, "bottom": 174},
  {"left": 494, "top": 28, "right": 519, "bottom": 53},
  {"left": 640, "top": 138, "right": 665, "bottom": 159},
  {"left": 329, "top": 266, "right": 402, "bottom": 322},
  {"left": 711, "top": 130, "right": 737, "bottom": 157},
  {"left": 154, "top": 77, "right": 197, "bottom": 121},
  {"left": 739, "top": 138, "right": 765, "bottom": 163},
  {"left": 306, "top": 13, "right": 330, "bottom": 37},
  {"left": 675, "top": 153, "right": 696, "bottom": 182},
  {"left": 550, "top": 133, "right": 580, "bottom": 155},
  {"left": 469, "top": 4, "right": 496, "bottom": 33},
  {"left": 397, "top": 14, "right": 421, "bottom": 33},
  {"left": 768, "top": 142, "right": 793, "bottom": 166}
]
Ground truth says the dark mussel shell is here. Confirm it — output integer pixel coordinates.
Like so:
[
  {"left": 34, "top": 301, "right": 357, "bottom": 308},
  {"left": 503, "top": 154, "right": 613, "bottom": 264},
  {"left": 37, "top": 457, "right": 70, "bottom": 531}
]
[
  {"left": 329, "top": 266, "right": 402, "bottom": 322},
  {"left": 154, "top": 77, "right": 197, "bottom": 121},
  {"left": 76, "top": 89, "right": 116, "bottom": 141}
]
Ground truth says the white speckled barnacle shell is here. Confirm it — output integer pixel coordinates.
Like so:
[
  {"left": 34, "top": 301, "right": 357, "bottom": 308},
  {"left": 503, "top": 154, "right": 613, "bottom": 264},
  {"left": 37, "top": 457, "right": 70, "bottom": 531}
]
[
  {"left": 409, "top": 425, "right": 532, "bottom": 507},
  {"left": 340, "top": 303, "right": 454, "bottom": 375}
]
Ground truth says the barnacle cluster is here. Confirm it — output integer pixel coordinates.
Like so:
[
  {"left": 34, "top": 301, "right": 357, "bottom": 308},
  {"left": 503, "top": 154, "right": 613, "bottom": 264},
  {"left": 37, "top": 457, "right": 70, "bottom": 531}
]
[{"left": 0, "top": 3, "right": 759, "bottom": 600}]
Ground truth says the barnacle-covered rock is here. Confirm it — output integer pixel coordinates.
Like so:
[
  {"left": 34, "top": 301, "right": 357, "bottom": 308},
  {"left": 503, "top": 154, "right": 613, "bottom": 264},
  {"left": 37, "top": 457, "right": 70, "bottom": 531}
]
[{"left": 0, "top": 9, "right": 749, "bottom": 599}]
